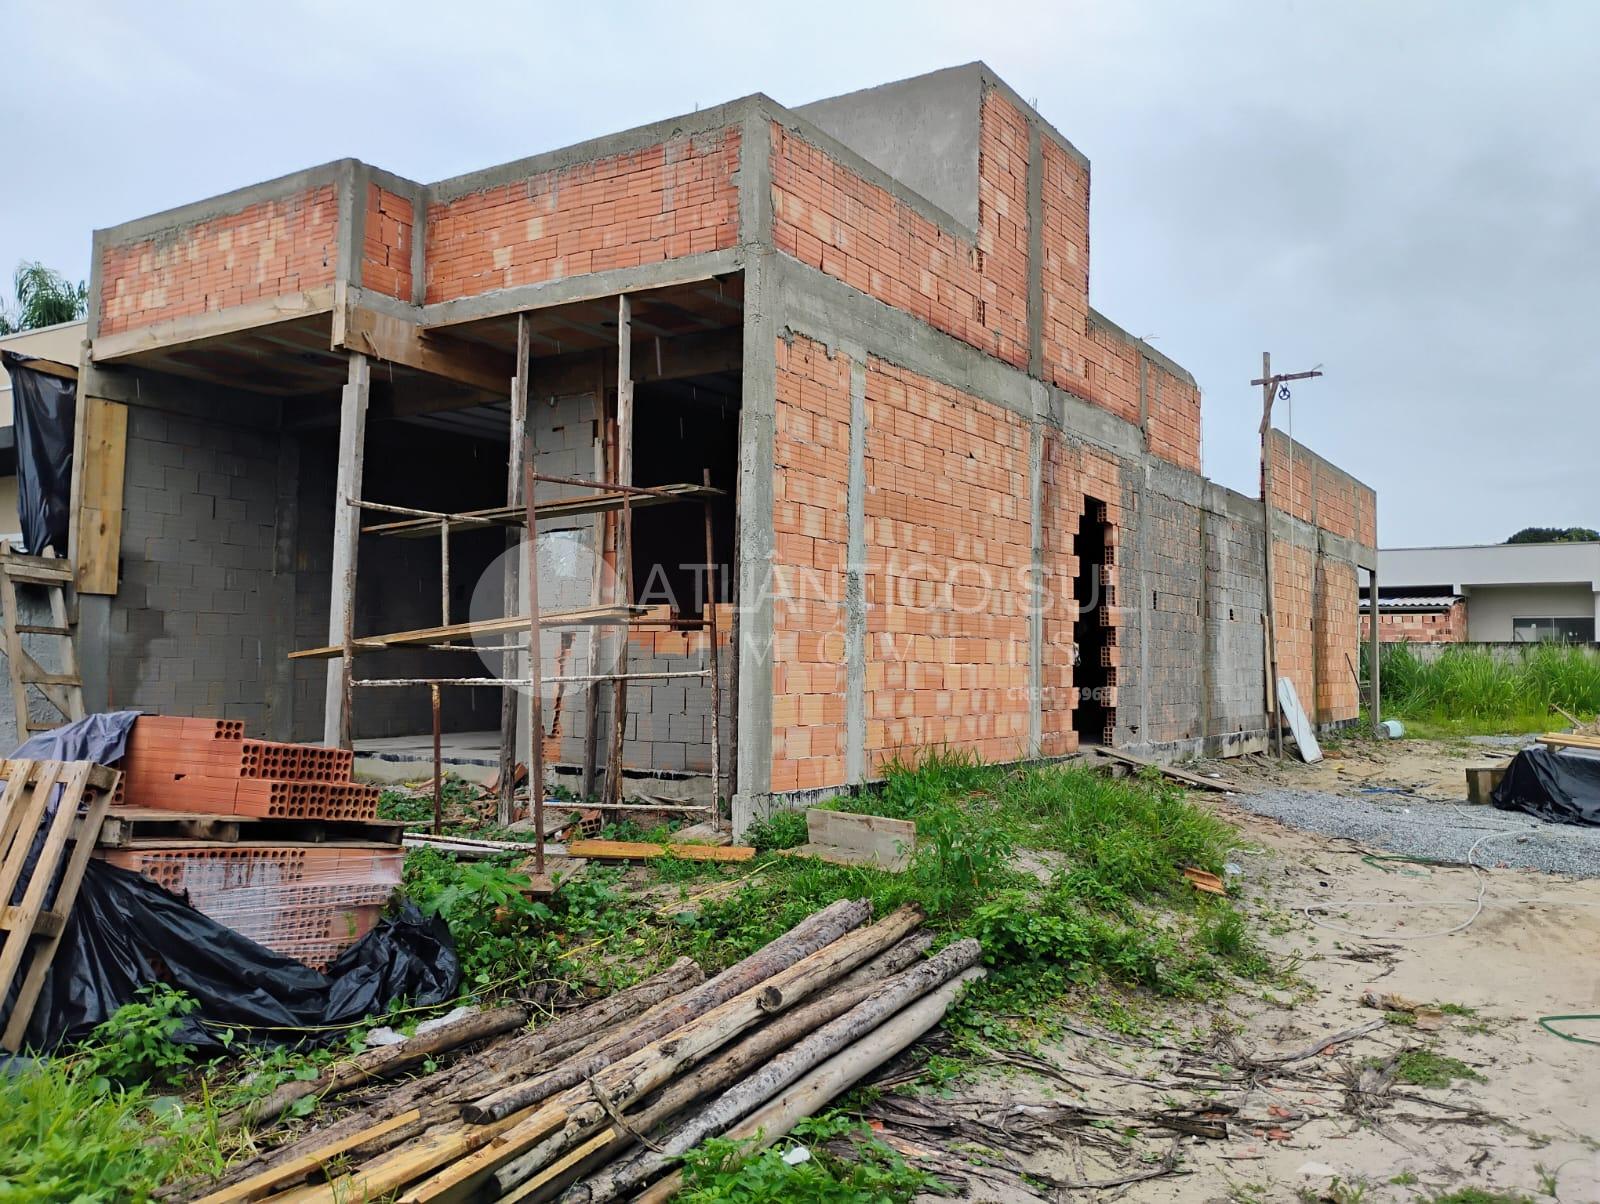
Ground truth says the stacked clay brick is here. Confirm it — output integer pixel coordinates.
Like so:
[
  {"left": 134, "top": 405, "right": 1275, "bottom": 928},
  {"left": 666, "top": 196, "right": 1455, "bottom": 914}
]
[{"left": 100, "top": 716, "right": 399, "bottom": 971}]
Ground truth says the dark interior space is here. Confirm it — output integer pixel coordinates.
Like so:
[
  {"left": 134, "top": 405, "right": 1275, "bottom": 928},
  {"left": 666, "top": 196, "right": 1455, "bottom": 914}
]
[
  {"left": 630, "top": 375, "right": 740, "bottom": 617},
  {"left": 1072, "top": 494, "right": 1109, "bottom": 745},
  {"left": 342, "top": 419, "right": 510, "bottom": 738}
]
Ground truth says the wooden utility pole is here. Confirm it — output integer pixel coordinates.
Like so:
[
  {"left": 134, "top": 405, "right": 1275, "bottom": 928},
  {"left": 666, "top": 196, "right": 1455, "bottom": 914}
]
[{"left": 1253, "top": 353, "right": 1322, "bottom": 759}]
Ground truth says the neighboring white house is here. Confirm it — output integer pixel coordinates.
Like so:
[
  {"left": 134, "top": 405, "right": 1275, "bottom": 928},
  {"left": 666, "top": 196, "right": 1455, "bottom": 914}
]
[
  {"left": 0, "top": 319, "right": 85, "bottom": 547},
  {"left": 1364, "top": 542, "right": 1600, "bottom": 644}
]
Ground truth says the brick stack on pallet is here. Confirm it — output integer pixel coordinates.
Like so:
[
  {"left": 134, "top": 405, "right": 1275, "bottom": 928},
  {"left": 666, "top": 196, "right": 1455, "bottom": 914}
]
[{"left": 95, "top": 716, "right": 403, "bottom": 971}]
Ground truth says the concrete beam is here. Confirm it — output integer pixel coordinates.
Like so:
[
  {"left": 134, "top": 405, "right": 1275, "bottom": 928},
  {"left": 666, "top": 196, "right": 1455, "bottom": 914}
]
[{"left": 336, "top": 292, "right": 514, "bottom": 394}]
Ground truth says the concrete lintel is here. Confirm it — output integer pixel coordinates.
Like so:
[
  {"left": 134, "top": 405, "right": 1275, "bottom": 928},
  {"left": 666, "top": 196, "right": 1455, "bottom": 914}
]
[
  {"left": 1086, "top": 306, "right": 1198, "bottom": 389},
  {"left": 95, "top": 160, "right": 353, "bottom": 248},
  {"left": 1319, "top": 527, "right": 1378, "bottom": 571},
  {"left": 1202, "top": 479, "right": 1266, "bottom": 526},
  {"left": 421, "top": 248, "right": 741, "bottom": 328},
  {"left": 428, "top": 97, "right": 764, "bottom": 204},
  {"left": 90, "top": 287, "right": 336, "bottom": 363}
]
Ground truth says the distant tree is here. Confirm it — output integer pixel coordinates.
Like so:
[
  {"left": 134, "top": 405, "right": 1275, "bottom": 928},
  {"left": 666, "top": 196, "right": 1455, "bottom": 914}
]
[
  {"left": 1506, "top": 526, "right": 1600, "bottom": 544},
  {"left": 0, "top": 261, "right": 88, "bottom": 335}
]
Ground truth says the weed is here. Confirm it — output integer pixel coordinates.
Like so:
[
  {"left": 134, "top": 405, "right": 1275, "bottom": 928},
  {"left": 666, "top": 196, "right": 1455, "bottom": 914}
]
[
  {"left": 1392, "top": 1170, "right": 1420, "bottom": 1185},
  {"left": 1426, "top": 1190, "right": 1535, "bottom": 1204},
  {"left": 677, "top": 1112, "right": 928, "bottom": 1203},
  {"left": 0, "top": 1053, "right": 221, "bottom": 1199},
  {"left": 1328, "top": 1178, "right": 1372, "bottom": 1204},
  {"left": 83, "top": 984, "right": 198, "bottom": 1086},
  {"left": 402, "top": 847, "right": 561, "bottom": 990},
  {"left": 1371, "top": 642, "right": 1600, "bottom": 733},
  {"left": 1385, "top": 1050, "right": 1485, "bottom": 1088},
  {"left": 744, "top": 809, "right": 808, "bottom": 853},
  {"left": 1534, "top": 1163, "right": 1559, "bottom": 1198}
]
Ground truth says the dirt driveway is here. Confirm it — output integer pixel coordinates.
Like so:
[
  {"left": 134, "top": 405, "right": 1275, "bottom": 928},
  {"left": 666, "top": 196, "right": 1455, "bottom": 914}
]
[{"left": 872, "top": 747, "right": 1600, "bottom": 1203}]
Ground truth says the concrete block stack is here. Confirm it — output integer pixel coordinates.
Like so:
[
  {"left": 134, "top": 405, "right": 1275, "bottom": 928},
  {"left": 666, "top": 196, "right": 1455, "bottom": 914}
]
[{"left": 99, "top": 715, "right": 399, "bottom": 971}]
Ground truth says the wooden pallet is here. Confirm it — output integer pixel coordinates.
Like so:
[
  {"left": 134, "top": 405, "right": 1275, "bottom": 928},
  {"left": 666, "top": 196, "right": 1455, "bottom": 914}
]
[
  {"left": 0, "top": 758, "right": 120, "bottom": 1050},
  {"left": 0, "top": 545, "right": 85, "bottom": 737},
  {"left": 95, "top": 807, "right": 405, "bottom": 849}
]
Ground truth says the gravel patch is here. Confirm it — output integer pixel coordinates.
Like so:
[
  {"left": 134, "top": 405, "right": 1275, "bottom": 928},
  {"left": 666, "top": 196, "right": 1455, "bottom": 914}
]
[{"left": 1228, "top": 786, "right": 1600, "bottom": 878}]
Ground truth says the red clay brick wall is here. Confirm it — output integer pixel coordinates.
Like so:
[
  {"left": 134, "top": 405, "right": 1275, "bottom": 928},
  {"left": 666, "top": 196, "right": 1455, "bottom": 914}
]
[
  {"left": 769, "top": 334, "right": 852, "bottom": 793},
  {"left": 1267, "top": 429, "right": 1377, "bottom": 546},
  {"left": 1271, "top": 539, "right": 1318, "bottom": 723},
  {"left": 424, "top": 129, "right": 740, "bottom": 304},
  {"left": 770, "top": 116, "right": 1029, "bottom": 370},
  {"left": 1315, "top": 558, "right": 1361, "bottom": 720},
  {"left": 1039, "top": 139, "right": 1090, "bottom": 394},
  {"left": 1363, "top": 602, "right": 1466, "bottom": 644},
  {"left": 862, "top": 359, "right": 1033, "bottom": 774},
  {"left": 1038, "top": 437, "right": 1125, "bottom": 757},
  {"left": 1145, "top": 361, "right": 1203, "bottom": 474},
  {"left": 976, "top": 90, "right": 1033, "bottom": 369},
  {"left": 362, "top": 184, "right": 414, "bottom": 301},
  {"left": 98, "top": 184, "right": 338, "bottom": 336}
]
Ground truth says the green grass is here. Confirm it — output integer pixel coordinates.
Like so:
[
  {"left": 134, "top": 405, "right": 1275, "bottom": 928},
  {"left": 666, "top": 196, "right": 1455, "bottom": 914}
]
[
  {"left": 1386, "top": 1049, "right": 1485, "bottom": 1088},
  {"left": 1426, "top": 1191, "right": 1535, "bottom": 1204},
  {"left": 0, "top": 1047, "right": 224, "bottom": 1201},
  {"left": 1370, "top": 642, "right": 1600, "bottom": 733}
]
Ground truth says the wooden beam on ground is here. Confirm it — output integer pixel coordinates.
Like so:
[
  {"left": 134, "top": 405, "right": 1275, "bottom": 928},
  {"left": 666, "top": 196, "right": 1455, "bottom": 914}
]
[
  {"left": 1094, "top": 747, "right": 1238, "bottom": 792},
  {"left": 337, "top": 296, "right": 513, "bottom": 394},
  {"left": 565, "top": 838, "right": 755, "bottom": 863}
]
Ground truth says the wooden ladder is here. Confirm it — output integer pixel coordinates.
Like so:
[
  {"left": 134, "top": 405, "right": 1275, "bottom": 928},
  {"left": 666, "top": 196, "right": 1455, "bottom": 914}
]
[{"left": 0, "top": 544, "right": 85, "bottom": 738}]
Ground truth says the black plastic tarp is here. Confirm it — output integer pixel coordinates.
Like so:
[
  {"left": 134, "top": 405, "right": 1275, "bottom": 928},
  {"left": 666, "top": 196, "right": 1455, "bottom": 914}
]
[
  {"left": 2, "top": 713, "right": 460, "bottom": 1051},
  {"left": 1492, "top": 746, "right": 1600, "bottom": 827},
  {"left": 0, "top": 350, "right": 76, "bottom": 557}
]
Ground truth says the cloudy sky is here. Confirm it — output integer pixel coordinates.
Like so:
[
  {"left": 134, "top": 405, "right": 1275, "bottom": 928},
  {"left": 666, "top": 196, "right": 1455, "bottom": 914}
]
[{"left": 3, "top": 2, "right": 1595, "bottom": 546}]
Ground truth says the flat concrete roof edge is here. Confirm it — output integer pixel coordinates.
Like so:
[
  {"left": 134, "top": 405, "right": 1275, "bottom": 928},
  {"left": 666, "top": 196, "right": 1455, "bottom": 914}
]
[
  {"left": 426, "top": 95, "right": 769, "bottom": 204},
  {"left": 1087, "top": 307, "right": 1197, "bottom": 387},
  {"left": 96, "top": 160, "right": 355, "bottom": 246}
]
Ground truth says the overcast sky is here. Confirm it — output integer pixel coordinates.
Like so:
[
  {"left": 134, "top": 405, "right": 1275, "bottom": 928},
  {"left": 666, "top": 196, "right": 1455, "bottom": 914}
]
[{"left": 3, "top": 2, "right": 1595, "bottom": 546}]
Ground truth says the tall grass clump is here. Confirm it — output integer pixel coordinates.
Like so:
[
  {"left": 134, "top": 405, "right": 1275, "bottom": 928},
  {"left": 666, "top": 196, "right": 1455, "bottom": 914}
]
[{"left": 1374, "top": 641, "right": 1600, "bottom": 731}]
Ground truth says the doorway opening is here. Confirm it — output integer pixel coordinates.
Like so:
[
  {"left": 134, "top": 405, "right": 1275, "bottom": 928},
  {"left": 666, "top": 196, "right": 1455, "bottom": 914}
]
[{"left": 1072, "top": 494, "right": 1109, "bottom": 746}]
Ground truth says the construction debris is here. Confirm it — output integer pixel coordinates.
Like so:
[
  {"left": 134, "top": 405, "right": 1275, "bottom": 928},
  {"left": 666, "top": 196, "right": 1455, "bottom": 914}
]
[
  {"left": 183, "top": 900, "right": 980, "bottom": 1203},
  {"left": 564, "top": 838, "right": 754, "bottom": 863},
  {"left": 776, "top": 808, "right": 916, "bottom": 871}
]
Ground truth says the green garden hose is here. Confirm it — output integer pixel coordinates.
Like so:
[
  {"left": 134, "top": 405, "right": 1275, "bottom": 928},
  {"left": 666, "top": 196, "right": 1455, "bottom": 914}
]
[{"left": 1538, "top": 1014, "right": 1600, "bottom": 1046}]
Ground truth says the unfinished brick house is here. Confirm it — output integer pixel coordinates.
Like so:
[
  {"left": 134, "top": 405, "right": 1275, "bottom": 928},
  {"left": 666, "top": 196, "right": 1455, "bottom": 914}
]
[{"left": 28, "top": 64, "right": 1375, "bottom": 832}]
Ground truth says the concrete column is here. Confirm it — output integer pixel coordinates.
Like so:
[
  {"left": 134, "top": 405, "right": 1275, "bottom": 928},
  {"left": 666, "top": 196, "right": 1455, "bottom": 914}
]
[
  {"left": 323, "top": 352, "right": 369, "bottom": 748},
  {"left": 845, "top": 355, "right": 867, "bottom": 785}
]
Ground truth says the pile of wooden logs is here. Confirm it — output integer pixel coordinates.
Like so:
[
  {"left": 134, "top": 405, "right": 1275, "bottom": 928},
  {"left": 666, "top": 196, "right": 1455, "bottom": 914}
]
[{"left": 185, "top": 899, "right": 982, "bottom": 1204}]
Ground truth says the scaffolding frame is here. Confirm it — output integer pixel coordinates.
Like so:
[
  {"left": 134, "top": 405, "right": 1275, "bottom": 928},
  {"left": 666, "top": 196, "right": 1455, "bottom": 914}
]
[{"left": 299, "top": 303, "right": 730, "bottom": 875}]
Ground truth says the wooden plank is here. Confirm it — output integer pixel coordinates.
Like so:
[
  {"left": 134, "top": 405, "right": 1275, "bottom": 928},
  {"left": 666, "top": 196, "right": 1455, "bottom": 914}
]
[
  {"left": 90, "top": 287, "right": 336, "bottom": 362},
  {"left": 0, "top": 761, "right": 74, "bottom": 1048},
  {"left": 189, "top": 1108, "right": 422, "bottom": 1204},
  {"left": 289, "top": 604, "right": 639, "bottom": 660},
  {"left": 1536, "top": 732, "right": 1600, "bottom": 750},
  {"left": 1093, "top": 747, "right": 1238, "bottom": 792},
  {"left": 1465, "top": 766, "right": 1507, "bottom": 806},
  {"left": 805, "top": 808, "right": 916, "bottom": 871},
  {"left": 1275, "top": 676, "right": 1323, "bottom": 763},
  {"left": 75, "top": 396, "right": 129, "bottom": 595},
  {"left": 92, "top": 808, "right": 404, "bottom": 848},
  {"left": 8, "top": 357, "right": 77, "bottom": 382},
  {"left": 565, "top": 838, "right": 754, "bottom": 863}
]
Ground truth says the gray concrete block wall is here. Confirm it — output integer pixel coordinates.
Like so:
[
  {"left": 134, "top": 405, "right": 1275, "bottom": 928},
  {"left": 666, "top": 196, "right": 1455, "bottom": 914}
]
[
  {"left": 108, "top": 405, "right": 283, "bottom": 732},
  {"left": 1135, "top": 488, "right": 1207, "bottom": 746},
  {"left": 1203, "top": 506, "right": 1269, "bottom": 744}
]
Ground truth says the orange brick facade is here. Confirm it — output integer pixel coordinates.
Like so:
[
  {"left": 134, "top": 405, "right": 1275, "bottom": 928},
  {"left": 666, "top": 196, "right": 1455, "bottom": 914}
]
[
  {"left": 362, "top": 185, "right": 414, "bottom": 301},
  {"left": 1363, "top": 602, "right": 1467, "bottom": 644},
  {"left": 424, "top": 128, "right": 739, "bottom": 303},
  {"left": 862, "top": 358, "right": 1033, "bottom": 773},
  {"left": 769, "top": 334, "right": 851, "bottom": 792},
  {"left": 98, "top": 184, "right": 338, "bottom": 336}
]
